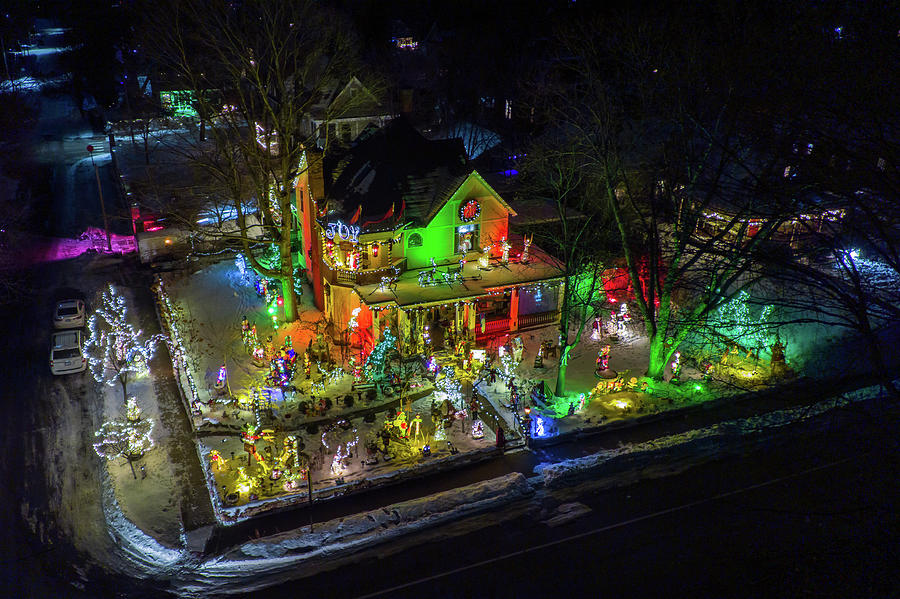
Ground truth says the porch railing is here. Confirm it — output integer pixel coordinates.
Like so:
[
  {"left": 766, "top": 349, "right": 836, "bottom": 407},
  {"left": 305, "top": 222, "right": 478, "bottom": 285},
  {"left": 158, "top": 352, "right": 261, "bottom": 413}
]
[{"left": 517, "top": 311, "right": 559, "bottom": 330}]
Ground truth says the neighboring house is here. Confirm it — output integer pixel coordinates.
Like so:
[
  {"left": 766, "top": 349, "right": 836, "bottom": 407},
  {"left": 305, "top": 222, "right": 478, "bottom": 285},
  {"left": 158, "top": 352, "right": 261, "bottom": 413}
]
[
  {"left": 303, "top": 76, "right": 395, "bottom": 148},
  {"left": 294, "top": 118, "right": 564, "bottom": 355}
]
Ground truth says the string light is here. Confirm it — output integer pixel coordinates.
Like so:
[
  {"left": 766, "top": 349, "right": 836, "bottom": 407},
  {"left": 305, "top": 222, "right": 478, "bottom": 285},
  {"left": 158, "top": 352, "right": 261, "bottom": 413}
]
[
  {"left": 94, "top": 398, "right": 155, "bottom": 460},
  {"left": 84, "top": 284, "right": 166, "bottom": 394},
  {"left": 153, "top": 277, "right": 203, "bottom": 414}
]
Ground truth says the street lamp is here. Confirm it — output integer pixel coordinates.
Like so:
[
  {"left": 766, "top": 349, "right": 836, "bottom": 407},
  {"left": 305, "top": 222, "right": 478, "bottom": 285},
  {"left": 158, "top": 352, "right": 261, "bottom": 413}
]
[{"left": 86, "top": 145, "right": 112, "bottom": 252}]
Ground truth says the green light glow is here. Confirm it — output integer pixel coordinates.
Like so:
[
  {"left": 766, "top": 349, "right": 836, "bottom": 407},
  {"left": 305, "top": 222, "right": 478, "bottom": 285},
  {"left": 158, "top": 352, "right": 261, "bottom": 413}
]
[{"left": 714, "top": 291, "right": 774, "bottom": 352}]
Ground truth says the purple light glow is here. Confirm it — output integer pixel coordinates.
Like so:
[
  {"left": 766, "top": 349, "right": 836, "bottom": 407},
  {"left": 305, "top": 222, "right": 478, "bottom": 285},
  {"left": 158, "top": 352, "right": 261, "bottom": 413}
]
[{"left": 19, "top": 227, "right": 136, "bottom": 264}]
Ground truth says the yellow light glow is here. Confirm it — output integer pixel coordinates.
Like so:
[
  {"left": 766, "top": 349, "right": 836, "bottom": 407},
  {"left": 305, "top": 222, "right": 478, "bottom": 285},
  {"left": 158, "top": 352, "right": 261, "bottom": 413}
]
[{"left": 612, "top": 399, "right": 630, "bottom": 410}]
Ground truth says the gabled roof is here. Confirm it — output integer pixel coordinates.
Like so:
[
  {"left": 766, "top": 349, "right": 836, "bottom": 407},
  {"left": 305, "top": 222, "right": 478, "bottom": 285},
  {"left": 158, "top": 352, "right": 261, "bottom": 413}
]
[
  {"left": 308, "top": 76, "right": 388, "bottom": 121},
  {"left": 325, "top": 117, "right": 475, "bottom": 229}
]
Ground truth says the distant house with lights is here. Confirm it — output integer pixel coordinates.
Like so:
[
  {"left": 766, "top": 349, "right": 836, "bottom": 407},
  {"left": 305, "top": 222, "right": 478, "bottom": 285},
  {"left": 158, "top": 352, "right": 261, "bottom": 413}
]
[
  {"left": 302, "top": 76, "right": 395, "bottom": 149},
  {"left": 294, "top": 118, "right": 565, "bottom": 355}
]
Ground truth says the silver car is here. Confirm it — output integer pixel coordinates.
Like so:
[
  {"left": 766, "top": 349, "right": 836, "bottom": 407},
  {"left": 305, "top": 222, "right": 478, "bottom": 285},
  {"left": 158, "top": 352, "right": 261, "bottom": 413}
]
[
  {"left": 50, "top": 330, "right": 87, "bottom": 375},
  {"left": 53, "top": 299, "right": 86, "bottom": 329}
]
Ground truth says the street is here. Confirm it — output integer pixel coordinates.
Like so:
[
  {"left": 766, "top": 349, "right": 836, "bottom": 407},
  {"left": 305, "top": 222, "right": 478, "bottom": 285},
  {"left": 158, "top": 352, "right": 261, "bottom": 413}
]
[{"left": 272, "top": 400, "right": 900, "bottom": 598}]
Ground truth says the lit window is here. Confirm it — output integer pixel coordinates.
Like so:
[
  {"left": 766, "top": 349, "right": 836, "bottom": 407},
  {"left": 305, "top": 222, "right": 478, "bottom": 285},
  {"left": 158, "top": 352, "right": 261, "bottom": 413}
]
[
  {"left": 456, "top": 224, "right": 479, "bottom": 253},
  {"left": 408, "top": 233, "right": 423, "bottom": 248}
]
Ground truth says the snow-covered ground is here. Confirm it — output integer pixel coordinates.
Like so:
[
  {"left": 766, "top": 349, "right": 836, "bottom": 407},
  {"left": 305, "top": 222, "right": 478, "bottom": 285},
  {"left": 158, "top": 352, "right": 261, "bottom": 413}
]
[{"left": 153, "top": 259, "right": 498, "bottom": 524}]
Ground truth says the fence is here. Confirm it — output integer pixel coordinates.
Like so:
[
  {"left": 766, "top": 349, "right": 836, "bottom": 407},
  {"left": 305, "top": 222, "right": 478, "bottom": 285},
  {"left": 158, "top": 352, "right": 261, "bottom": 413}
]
[{"left": 517, "top": 311, "right": 558, "bottom": 330}]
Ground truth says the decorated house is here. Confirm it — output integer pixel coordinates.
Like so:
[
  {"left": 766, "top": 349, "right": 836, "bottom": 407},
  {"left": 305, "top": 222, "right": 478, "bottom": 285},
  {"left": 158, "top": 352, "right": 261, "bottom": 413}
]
[
  {"left": 303, "top": 76, "right": 395, "bottom": 149},
  {"left": 294, "top": 118, "right": 565, "bottom": 357}
]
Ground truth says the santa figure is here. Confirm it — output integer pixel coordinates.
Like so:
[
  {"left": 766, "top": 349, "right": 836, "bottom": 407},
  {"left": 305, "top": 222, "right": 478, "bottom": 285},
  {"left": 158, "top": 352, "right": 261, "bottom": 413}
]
[{"left": 591, "top": 313, "right": 603, "bottom": 340}]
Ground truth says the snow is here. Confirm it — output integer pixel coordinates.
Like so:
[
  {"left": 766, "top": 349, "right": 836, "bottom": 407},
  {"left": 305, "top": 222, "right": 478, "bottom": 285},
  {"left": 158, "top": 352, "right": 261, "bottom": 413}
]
[
  {"left": 153, "top": 258, "right": 499, "bottom": 525},
  {"left": 536, "top": 382, "right": 890, "bottom": 488}
]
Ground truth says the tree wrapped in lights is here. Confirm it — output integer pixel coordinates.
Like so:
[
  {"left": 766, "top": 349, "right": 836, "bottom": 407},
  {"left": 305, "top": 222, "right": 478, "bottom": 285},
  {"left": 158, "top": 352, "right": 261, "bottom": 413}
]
[
  {"left": 364, "top": 328, "right": 398, "bottom": 381},
  {"left": 93, "top": 397, "right": 155, "bottom": 479},
  {"left": 434, "top": 366, "right": 464, "bottom": 411},
  {"left": 713, "top": 290, "right": 774, "bottom": 354},
  {"left": 84, "top": 284, "right": 166, "bottom": 402}
]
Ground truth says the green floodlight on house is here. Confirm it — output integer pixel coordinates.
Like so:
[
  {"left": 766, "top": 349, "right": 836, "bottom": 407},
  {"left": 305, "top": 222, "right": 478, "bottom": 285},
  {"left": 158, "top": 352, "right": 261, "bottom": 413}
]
[{"left": 161, "top": 90, "right": 199, "bottom": 118}]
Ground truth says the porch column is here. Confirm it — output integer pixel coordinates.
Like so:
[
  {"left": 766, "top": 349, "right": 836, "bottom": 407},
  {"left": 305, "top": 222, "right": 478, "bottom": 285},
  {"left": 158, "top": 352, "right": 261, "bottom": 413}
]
[
  {"left": 396, "top": 308, "right": 407, "bottom": 354},
  {"left": 372, "top": 307, "right": 382, "bottom": 347},
  {"left": 509, "top": 288, "right": 519, "bottom": 332}
]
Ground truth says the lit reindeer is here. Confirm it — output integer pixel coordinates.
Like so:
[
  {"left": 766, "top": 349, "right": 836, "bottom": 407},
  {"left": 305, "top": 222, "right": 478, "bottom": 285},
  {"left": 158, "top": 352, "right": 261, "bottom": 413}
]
[{"left": 521, "top": 233, "right": 533, "bottom": 263}]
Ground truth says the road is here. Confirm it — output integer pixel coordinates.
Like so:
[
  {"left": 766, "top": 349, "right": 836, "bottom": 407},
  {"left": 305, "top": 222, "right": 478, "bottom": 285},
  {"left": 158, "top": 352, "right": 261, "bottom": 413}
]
[{"left": 268, "top": 399, "right": 900, "bottom": 598}]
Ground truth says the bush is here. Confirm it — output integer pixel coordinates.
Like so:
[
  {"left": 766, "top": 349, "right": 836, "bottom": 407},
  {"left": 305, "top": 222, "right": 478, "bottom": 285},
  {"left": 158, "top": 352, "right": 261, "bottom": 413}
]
[
  {"left": 323, "top": 398, "right": 333, "bottom": 411},
  {"left": 366, "top": 389, "right": 377, "bottom": 403},
  {"left": 306, "top": 422, "right": 318, "bottom": 435},
  {"left": 363, "top": 412, "right": 376, "bottom": 423},
  {"left": 344, "top": 394, "right": 354, "bottom": 408}
]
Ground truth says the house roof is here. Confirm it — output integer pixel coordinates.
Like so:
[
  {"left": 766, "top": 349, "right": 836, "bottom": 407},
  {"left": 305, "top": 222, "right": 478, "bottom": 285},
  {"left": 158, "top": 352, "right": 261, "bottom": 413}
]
[
  {"left": 308, "top": 76, "right": 388, "bottom": 122},
  {"left": 324, "top": 117, "right": 472, "bottom": 229}
]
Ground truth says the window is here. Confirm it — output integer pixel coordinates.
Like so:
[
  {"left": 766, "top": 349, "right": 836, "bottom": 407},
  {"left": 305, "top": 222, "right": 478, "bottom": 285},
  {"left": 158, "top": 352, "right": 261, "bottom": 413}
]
[
  {"left": 456, "top": 224, "right": 479, "bottom": 254},
  {"left": 408, "top": 233, "right": 423, "bottom": 248},
  {"left": 341, "top": 123, "right": 352, "bottom": 142}
]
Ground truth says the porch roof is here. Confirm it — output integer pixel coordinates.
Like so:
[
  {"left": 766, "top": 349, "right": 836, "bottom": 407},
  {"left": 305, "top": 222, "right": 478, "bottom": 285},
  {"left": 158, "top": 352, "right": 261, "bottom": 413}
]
[{"left": 352, "top": 238, "right": 565, "bottom": 310}]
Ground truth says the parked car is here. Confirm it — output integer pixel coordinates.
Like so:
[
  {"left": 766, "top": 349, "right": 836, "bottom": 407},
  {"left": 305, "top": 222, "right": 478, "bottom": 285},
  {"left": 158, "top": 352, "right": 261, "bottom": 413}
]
[
  {"left": 53, "top": 299, "right": 86, "bottom": 329},
  {"left": 50, "top": 330, "right": 87, "bottom": 375}
]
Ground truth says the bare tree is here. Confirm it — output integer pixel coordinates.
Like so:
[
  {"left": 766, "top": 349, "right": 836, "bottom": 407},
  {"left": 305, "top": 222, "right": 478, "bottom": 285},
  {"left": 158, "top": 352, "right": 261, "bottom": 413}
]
[
  {"left": 143, "top": 0, "right": 367, "bottom": 322},
  {"left": 532, "top": 8, "right": 803, "bottom": 381},
  {"left": 519, "top": 141, "right": 612, "bottom": 396},
  {"left": 84, "top": 284, "right": 167, "bottom": 402}
]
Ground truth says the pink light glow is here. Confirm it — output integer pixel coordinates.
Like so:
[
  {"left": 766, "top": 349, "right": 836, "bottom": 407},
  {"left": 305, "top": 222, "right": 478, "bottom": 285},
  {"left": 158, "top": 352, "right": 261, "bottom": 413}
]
[{"left": 20, "top": 227, "right": 136, "bottom": 264}]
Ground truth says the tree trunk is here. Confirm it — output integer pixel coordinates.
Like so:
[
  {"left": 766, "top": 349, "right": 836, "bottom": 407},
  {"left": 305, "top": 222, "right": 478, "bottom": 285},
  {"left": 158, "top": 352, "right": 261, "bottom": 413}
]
[
  {"left": 555, "top": 343, "right": 572, "bottom": 397},
  {"left": 645, "top": 333, "right": 672, "bottom": 381},
  {"left": 119, "top": 373, "right": 128, "bottom": 403}
]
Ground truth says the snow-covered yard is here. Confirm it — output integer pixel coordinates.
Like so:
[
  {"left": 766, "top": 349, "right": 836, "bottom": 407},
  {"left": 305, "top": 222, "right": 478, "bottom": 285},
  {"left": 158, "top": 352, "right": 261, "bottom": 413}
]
[{"left": 152, "top": 258, "right": 500, "bottom": 524}]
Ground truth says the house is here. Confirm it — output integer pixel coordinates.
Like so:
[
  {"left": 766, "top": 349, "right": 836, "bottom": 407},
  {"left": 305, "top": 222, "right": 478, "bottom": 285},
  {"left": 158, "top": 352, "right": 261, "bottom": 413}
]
[
  {"left": 294, "top": 118, "right": 565, "bottom": 356},
  {"left": 303, "top": 76, "right": 395, "bottom": 148}
]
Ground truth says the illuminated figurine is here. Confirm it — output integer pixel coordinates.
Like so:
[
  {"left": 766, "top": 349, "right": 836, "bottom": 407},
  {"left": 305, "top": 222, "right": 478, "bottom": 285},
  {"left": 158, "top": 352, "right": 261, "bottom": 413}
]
[
  {"left": 500, "top": 237, "right": 511, "bottom": 263},
  {"left": 591, "top": 313, "right": 603, "bottom": 340},
  {"left": 410, "top": 413, "right": 423, "bottom": 441},
  {"left": 670, "top": 351, "right": 682, "bottom": 383},
  {"left": 521, "top": 233, "right": 533, "bottom": 263},
  {"left": 478, "top": 246, "right": 491, "bottom": 269},
  {"left": 606, "top": 310, "right": 618, "bottom": 336},
  {"left": 241, "top": 316, "right": 251, "bottom": 345},
  {"left": 214, "top": 364, "right": 227, "bottom": 396},
  {"left": 700, "top": 360, "right": 714, "bottom": 381},
  {"left": 597, "top": 345, "right": 611, "bottom": 373}
]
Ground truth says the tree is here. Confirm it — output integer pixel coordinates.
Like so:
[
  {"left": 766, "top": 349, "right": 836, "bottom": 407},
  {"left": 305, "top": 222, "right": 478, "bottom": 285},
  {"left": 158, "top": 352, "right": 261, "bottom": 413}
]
[
  {"left": 93, "top": 397, "right": 155, "bottom": 479},
  {"left": 143, "top": 0, "right": 367, "bottom": 322},
  {"left": 84, "top": 284, "right": 166, "bottom": 402},
  {"left": 519, "top": 141, "right": 612, "bottom": 397},
  {"left": 533, "top": 6, "right": 803, "bottom": 381}
]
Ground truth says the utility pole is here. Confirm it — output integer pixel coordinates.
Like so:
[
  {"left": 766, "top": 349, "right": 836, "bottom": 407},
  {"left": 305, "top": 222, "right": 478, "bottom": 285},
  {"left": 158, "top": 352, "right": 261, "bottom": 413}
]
[{"left": 87, "top": 145, "right": 113, "bottom": 252}]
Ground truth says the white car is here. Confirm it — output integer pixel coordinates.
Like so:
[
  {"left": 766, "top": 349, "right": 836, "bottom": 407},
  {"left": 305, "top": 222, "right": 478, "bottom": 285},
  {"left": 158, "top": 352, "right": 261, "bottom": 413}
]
[
  {"left": 50, "top": 330, "right": 87, "bottom": 375},
  {"left": 53, "top": 299, "right": 86, "bottom": 329}
]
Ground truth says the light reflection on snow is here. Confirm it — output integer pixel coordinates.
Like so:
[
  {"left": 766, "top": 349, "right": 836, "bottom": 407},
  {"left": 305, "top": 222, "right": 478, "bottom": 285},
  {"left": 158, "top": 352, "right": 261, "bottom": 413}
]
[{"left": 21, "top": 227, "right": 136, "bottom": 264}]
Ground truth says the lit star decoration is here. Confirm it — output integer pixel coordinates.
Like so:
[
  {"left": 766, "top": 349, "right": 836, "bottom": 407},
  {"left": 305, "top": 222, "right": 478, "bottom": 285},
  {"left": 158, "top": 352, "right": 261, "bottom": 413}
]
[{"left": 83, "top": 284, "right": 166, "bottom": 399}]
